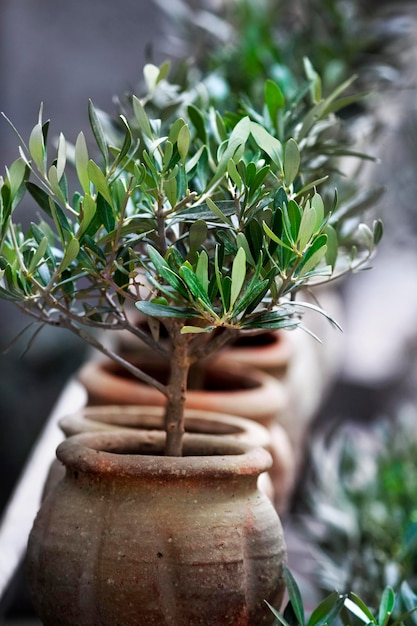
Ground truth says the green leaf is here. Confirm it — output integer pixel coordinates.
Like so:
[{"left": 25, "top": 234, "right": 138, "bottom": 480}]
[
  {"left": 378, "top": 587, "right": 395, "bottom": 626},
  {"left": 209, "top": 116, "right": 251, "bottom": 187},
  {"left": 286, "top": 200, "right": 302, "bottom": 242},
  {"left": 232, "top": 278, "right": 269, "bottom": 318},
  {"left": 346, "top": 594, "right": 377, "bottom": 624},
  {"left": 0, "top": 284, "right": 22, "bottom": 302},
  {"left": 308, "top": 592, "right": 345, "bottom": 626},
  {"left": 222, "top": 275, "right": 232, "bottom": 311},
  {"left": 132, "top": 95, "right": 153, "bottom": 139},
  {"left": 236, "top": 233, "right": 255, "bottom": 267},
  {"left": 179, "top": 264, "right": 213, "bottom": 309},
  {"left": 147, "top": 245, "right": 188, "bottom": 297},
  {"left": 28, "top": 123, "right": 45, "bottom": 174},
  {"left": 196, "top": 250, "right": 209, "bottom": 294},
  {"left": 143, "top": 63, "right": 160, "bottom": 93},
  {"left": 214, "top": 245, "right": 225, "bottom": 310},
  {"left": 168, "top": 118, "right": 186, "bottom": 144},
  {"left": 373, "top": 219, "right": 383, "bottom": 246},
  {"left": 250, "top": 122, "right": 283, "bottom": 170},
  {"left": 263, "top": 221, "right": 293, "bottom": 252},
  {"left": 206, "top": 197, "right": 233, "bottom": 226},
  {"left": 324, "top": 224, "right": 338, "bottom": 270},
  {"left": 181, "top": 325, "right": 213, "bottom": 334},
  {"left": 88, "top": 99, "right": 109, "bottom": 166},
  {"left": 135, "top": 300, "right": 198, "bottom": 318},
  {"left": 27, "top": 236, "right": 48, "bottom": 274},
  {"left": 283, "top": 139, "right": 300, "bottom": 187},
  {"left": 177, "top": 124, "right": 191, "bottom": 164},
  {"left": 189, "top": 220, "right": 207, "bottom": 253},
  {"left": 311, "top": 192, "right": 325, "bottom": 230},
  {"left": 264, "top": 600, "right": 292, "bottom": 626},
  {"left": 78, "top": 194, "right": 97, "bottom": 238},
  {"left": 187, "top": 104, "right": 207, "bottom": 142},
  {"left": 59, "top": 237, "right": 80, "bottom": 272},
  {"left": 6, "top": 158, "right": 27, "bottom": 200},
  {"left": 115, "top": 116, "right": 133, "bottom": 165},
  {"left": 230, "top": 247, "right": 246, "bottom": 308},
  {"left": 298, "top": 205, "right": 317, "bottom": 250},
  {"left": 163, "top": 176, "right": 177, "bottom": 208},
  {"left": 298, "top": 235, "right": 328, "bottom": 276},
  {"left": 157, "top": 59, "right": 171, "bottom": 83},
  {"left": 26, "top": 182, "right": 52, "bottom": 216},
  {"left": 283, "top": 564, "right": 305, "bottom": 626},
  {"left": 321, "top": 74, "right": 358, "bottom": 117},
  {"left": 87, "top": 160, "right": 113, "bottom": 207},
  {"left": 162, "top": 140, "right": 174, "bottom": 171},
  {"left": 56, "top": 132, "right": 66, "bottom": 181},
  {"left": 227, "top": 158, "right": 243, "bottom": 191},
  {"left": 265, "top": 79, "right": 285, "bottom": 124},
  {"left": 185, "top": 144, "right": 206, "bottom": 175},
  {"left": 297, "top": 101, "right": 326, "bottom": 141},
  {"left": 75, "top": 132, "right": 90, "bottom": 194},
  {"left": 96, "top": 193, "right": 115, "bottom": 233},
  {"left": 48, "top": 165, "right": 67, "bottom": 204},
  {"left": 303, "top": 57, "right": 321, "bottom": 103}
]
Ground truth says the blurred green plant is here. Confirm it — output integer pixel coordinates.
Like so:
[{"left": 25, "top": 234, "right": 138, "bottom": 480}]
[
  {"left": 156, "top": 0, "right": 408, "bottom": 105},
  {"left": 294, "top": 406, "right": 417, "bottom": 614},
  {"left": 268, "top": 564, "right": 417, "bottom": 626}
]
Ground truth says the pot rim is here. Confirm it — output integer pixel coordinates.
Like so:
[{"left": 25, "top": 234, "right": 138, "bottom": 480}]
[
  {"left": 56, "top": 429, "right": 273, "bottom": 479},
  {"left": 78, "top": 357, "right": 288, "bottom": 418},
  {"left": 59, "top": 405, "right": 271, "bottom": 448}
]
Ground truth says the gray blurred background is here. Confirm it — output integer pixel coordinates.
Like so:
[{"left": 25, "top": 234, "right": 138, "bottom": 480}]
[{"left": 2, "top": 0, "right": 417, "bottom": 622}]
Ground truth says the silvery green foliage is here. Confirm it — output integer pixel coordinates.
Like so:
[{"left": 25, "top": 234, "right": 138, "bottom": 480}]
[
  {"left": 0, "top": 64, "right": 381, "bottom": 348},
  {"left": 293, "top": 406, "right": 417, "bottom": 619}
]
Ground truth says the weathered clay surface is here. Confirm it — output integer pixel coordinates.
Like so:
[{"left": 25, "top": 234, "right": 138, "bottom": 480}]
[{"left": 28, "top": 430, "right": 286, "bottom": 625}]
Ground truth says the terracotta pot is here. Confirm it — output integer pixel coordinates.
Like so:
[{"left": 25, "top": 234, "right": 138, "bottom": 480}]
[
  {"left": 77, "top": 358, "right": 295, "bottom": 510},
  {"left": 43, "top": 405, "right": 276, "bottom": 503},
  {"left": 78, "top": 357, "right": 287, "bottom": 427},
  {"left": 215, "top": 330, "right": 293, "bottom": 377},
  {"left": 27, "top": 430, "right": 286, "bottom": 626}
]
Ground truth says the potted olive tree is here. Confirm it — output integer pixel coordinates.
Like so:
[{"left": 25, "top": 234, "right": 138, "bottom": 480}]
[{"left": 0, "top": 63, "right": 381, "bottom": 625}]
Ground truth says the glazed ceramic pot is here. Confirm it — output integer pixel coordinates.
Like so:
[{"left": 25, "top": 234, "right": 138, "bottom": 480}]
[{"left": 27, "top": 430, "right": 286, "bottom": 626}]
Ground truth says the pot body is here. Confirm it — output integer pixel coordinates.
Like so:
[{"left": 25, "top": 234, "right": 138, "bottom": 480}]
[{"left": 28, "top": 431, "right": 286, "bottom": 626}]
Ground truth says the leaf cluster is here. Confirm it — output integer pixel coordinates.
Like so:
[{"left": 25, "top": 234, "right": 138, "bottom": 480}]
[{"left": 0, "top": 63, "right": 381, "bottom": 354}]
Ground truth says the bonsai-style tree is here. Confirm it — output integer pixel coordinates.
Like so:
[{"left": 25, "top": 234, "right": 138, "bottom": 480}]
[{"left": 0, "top": 63, "right": 382, "bottom": 456}]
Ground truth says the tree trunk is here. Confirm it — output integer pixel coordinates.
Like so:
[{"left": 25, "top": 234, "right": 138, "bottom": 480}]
[{"left": 164, "top": 326, "right": 191, "bottom": 456}]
